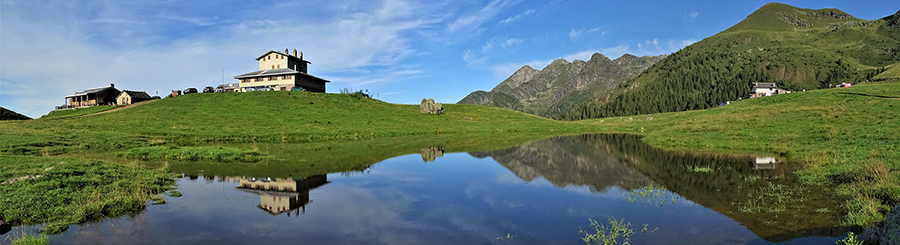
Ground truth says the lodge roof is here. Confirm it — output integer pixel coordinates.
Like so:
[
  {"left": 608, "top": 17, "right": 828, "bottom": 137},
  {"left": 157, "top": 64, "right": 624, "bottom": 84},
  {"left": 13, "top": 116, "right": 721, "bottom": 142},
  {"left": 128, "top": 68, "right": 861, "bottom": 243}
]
[
  {"left": 65, "top": 85, "right": 119, "bottom": 98},
  {"left": 255, "top": 50, "right": 311, "bottom": 64},
  {"left": 753, "top": 82, "right": 777, "bottom": 89},
  {"left": 233, "top": 68, "right": 330, "bottom": 83}
]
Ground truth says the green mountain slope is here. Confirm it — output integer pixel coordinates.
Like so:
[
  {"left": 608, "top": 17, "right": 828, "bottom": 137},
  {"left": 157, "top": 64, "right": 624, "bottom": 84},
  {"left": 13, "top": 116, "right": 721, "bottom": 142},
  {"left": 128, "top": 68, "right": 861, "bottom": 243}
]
[
  {"left": 458, "top": 53, "right": 666, "bottom": 119},
  {"left": 565, "top": 3, "right": 900, "bottom": 120},
  {"left": 0, "top": 107, "right": 31, "bottom": 120}
]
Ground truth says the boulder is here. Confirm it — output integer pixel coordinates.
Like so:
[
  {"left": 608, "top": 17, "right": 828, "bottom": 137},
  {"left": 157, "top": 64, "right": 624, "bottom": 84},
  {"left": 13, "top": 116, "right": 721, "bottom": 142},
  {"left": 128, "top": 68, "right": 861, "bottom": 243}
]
[
  {"left": 1, "top": 175, "right": 44, "bottom": 185},
  {"left": 881, "top": 205, "right": 900, "bottom": 245},
  {"left": 419, "top": 98, "right": 443, "bottom": 115}
]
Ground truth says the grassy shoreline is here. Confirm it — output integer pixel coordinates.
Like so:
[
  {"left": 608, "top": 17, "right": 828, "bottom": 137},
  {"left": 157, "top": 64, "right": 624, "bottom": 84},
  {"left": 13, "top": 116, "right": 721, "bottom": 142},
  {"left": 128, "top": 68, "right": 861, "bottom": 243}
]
[
  {"left": 1, "top": 82, "right": 897, "bottom": 235},
  {"left": 584, "top": 81, "right": 900, "bottom": 227}
]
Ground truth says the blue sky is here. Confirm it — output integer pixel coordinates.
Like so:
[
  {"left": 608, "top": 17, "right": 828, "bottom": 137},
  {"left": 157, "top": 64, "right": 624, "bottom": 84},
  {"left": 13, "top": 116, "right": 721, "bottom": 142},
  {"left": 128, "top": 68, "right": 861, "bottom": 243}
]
[{"left": 1, "top": 0, "right": 897, "bottom": 118}]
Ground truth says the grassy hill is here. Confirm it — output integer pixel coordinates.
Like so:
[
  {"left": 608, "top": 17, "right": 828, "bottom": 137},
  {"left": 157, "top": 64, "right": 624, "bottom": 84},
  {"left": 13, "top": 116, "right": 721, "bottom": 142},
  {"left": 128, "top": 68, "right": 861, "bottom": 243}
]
[
  {"left": 565, "top": 3, "right": 900, "bottom": 120},
  {"left": 586, "top": 81, "right": 900, "bottom": 227},
  {"left": 1, "top": 91, "right": 607, "bottom": 157}
]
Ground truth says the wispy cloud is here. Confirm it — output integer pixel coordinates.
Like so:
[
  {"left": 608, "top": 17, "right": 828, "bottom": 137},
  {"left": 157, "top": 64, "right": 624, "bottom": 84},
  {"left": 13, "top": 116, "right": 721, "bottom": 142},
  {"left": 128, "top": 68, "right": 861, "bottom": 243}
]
[
  {"left": 684, "top": 11, "right": 701, "bottom": 21},
  {"left": 498, "top": 9, "right": 535, "bottom": 24},
  {"left": 447, "top": 0, "right": 521, "bottom": 32},
  {"left": 636, "top": 38, "right": 696, "bottom": 55},
  {"left": 158, "top": 14, "right": 223, "bottom": 26},
  {"left": 501, "top": 38, "right": 523, "bottom": 49},
  {"left": 568, "top": 27, "right": 602, "bottom": 41}
]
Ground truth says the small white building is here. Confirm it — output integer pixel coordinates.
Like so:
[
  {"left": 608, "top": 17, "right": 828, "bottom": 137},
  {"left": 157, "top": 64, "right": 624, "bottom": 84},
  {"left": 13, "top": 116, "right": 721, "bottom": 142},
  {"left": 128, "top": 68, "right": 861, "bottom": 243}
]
[{"left": 752, "top": 82, "right": 778, "bottom": 96}]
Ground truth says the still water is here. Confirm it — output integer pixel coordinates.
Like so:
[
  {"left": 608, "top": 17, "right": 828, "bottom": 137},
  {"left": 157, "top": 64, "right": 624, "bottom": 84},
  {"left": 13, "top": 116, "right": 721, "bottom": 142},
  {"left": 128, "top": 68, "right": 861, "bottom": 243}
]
[{"left": 5, "top": 134, "right": 847, "bottom": 244}]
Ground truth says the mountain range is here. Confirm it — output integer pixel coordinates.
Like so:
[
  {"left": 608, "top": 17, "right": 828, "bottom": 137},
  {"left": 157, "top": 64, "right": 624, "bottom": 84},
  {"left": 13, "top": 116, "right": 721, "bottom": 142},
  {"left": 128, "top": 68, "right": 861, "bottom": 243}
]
[
  {"left": 565, "top": 3, "right": 900, "bottom": 119},
  {"left": 458, "top": 53, "right": 666, "bottom": 119},
  {"left": 457, "top": 3, "right": 900, "bottom": 120}
]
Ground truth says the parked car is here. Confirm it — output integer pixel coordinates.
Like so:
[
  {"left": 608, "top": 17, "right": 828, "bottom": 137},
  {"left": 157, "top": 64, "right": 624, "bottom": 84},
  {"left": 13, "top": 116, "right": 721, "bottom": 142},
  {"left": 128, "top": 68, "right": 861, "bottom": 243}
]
[
  {"left": 244, "top": 87, "right": 257, "bottom": 92},
  {"left": 183, "top": 88, "right": 198, "bottom": 94},
  {"left": 258, "top": 87, "right": 274, "bottom": 91},
  {"left": 203, "top": 86, "right": 215, "bottom": 93},
  {"left": 214, "top": 86, "right": 225, "bottom": 93}
]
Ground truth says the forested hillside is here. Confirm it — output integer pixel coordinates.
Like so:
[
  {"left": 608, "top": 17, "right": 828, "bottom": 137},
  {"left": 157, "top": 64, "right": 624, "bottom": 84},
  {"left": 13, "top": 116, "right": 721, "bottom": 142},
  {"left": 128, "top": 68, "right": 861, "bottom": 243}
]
[{"left": 564, "top": 3, "right": 900, "bottom": 120}]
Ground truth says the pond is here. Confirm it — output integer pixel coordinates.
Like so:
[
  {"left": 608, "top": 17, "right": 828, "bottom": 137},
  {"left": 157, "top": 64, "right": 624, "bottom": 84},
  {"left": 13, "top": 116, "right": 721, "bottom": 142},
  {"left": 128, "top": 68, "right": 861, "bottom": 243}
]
[{"left": 2, "top": 134, "right": 847, "bottom": 244}]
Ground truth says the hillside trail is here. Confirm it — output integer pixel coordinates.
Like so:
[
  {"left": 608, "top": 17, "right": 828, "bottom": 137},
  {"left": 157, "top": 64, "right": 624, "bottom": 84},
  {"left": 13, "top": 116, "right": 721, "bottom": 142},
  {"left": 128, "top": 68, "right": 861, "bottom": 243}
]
[{"left": 82, "top": 99, "right": 160, "bottom": 117}]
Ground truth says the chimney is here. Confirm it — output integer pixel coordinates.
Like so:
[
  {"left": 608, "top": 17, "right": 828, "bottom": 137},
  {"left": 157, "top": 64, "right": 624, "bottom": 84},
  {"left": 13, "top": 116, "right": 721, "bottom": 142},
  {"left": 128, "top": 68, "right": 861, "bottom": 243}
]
[
  {"left": 110, "top": 83, "right": 115, "bottom": 88},
  {"left": 293, "top": 49, "right": 297, "bottom": 57},
  {"left": 285, "top": 48, "right": 289, "bottom": 54}
]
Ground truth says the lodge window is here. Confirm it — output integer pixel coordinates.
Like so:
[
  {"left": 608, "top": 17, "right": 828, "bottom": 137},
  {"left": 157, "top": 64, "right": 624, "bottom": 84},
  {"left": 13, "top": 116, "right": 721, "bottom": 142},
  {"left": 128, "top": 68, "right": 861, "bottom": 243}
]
[
  {"left": 272, "top": 65, "right": 275, "bottom": 69},
  {"left": 277, "top": 64, "right": 280, "bottom": 69}
]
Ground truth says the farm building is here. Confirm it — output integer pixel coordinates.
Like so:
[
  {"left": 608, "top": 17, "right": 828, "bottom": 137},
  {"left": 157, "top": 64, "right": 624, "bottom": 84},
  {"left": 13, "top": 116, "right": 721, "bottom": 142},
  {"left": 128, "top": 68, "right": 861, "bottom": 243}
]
[
  {"left": 116, "top": 90, "right": 152, "bottom": 105},
  {"left": 233, "top": 49, "right": 330, "bottom": 92},
  {"left": 59, "top": 84, "right": 120, "bottom": 110}
]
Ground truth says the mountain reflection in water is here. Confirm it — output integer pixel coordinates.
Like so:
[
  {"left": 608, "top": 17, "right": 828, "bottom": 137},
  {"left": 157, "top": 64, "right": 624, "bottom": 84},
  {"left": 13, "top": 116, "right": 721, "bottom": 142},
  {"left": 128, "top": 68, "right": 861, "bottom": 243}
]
[
  {"left": 26, "top": 134, "right": 847, "bottom": 245},
  {"left": 470, "top": 134, "right": 845, "bottom": 242}
]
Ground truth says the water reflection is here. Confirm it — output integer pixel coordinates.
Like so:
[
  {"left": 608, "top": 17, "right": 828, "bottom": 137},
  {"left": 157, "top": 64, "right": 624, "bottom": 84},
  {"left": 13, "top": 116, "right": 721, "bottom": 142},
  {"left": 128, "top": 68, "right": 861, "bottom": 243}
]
[
  {"left": 471, "top": 134, "right": 844, "bottom": 242},
  {"left": 17, "top": 134, "right": 847, "bottom": 245},
  {"left": 235, "top": 175, "right": 329, "bottom": 216}
]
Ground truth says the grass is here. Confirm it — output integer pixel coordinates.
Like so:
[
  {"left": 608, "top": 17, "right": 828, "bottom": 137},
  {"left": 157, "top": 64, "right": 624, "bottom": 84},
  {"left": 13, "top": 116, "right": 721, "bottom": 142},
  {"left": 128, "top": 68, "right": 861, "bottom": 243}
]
[
  {"left": 9, "top": 232, "right": 48, "bottom": 245},
  {"left": 0, "top": 155, "right": 174, "bottom": 233},
  {"left": 119, "top": 146, "right": 264, "bottom": 162},
  {"left": 40, "top": 105, "right": 120, "bottom": 119},
  {"left": 583, "top": 81, "right": 900, "bottom": 227}
]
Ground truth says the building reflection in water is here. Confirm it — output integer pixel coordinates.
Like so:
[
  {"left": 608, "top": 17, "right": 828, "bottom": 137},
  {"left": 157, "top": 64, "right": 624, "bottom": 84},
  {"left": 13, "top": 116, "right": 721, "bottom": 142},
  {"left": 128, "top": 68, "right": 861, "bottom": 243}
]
[
  {"left": 235, "top": 175, "right": 329, "bottom": 217},
  {"left": 753, "top": 156, "right": 777, "bottom": 170}
]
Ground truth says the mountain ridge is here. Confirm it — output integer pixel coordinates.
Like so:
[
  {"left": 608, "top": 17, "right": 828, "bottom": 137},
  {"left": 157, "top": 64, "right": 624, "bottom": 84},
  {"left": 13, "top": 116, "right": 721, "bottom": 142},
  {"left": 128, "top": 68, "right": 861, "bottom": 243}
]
[{"left": 458, "top": 53, "right": 666, "bottom": 118}]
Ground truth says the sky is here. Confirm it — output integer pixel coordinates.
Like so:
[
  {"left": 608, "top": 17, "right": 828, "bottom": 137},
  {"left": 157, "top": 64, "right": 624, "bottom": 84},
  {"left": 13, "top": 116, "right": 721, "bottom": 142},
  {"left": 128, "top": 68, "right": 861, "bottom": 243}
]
[{"left": 1, "top": 0, "right": 898, "bottom": 118}]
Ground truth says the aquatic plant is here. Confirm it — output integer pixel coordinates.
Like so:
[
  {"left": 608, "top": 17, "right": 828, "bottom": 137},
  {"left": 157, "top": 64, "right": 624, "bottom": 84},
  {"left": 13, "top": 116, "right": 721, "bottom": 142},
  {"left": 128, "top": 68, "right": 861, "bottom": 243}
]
[
  {"left": 624, "top": 185, "right": 680, "bottom": 207},
  {"left": 579, "top": 217, "right": 635, "bottom": 245},
  {"left": 835, "top": 232, "right": 862, "bottom": 245}
]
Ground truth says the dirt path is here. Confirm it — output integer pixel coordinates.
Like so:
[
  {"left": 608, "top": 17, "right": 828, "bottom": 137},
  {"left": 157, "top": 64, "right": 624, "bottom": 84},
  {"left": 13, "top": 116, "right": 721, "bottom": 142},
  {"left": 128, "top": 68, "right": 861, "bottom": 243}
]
[{"left": 82, "top": 99, "right": 159, "bottom": 117}]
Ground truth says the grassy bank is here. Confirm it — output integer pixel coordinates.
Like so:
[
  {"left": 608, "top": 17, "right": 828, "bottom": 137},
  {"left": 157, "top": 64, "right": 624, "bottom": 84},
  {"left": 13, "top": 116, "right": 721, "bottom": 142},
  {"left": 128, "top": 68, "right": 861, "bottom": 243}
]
[
  {"left": 583, "top": 81, "right": 900, "bottom": 227},
  {"left": 0, "top": 156, "right": 174, "bottom": 234}
]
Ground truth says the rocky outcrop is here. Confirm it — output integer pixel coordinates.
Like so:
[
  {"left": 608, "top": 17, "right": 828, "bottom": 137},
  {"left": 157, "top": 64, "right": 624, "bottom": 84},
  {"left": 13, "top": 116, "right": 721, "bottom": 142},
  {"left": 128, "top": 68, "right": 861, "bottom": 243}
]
[
  {"left": 880, "top": 205, "right": 900, "bottom": 244},
  {"left": 419, "top": 99, "right": 443, "bottom": 115},
  {"left": 457, "top": 53, "right": 666, "bottom": 119}
]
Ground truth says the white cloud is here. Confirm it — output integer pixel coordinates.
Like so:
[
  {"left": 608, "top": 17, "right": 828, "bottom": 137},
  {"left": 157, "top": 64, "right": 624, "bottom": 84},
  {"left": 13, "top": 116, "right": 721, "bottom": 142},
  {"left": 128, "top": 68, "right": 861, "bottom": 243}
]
[
  {"left": 685, "top": 11, "right": 700, "bottom": 20},
  {"left": 498, "top": 9, "right": 535, "bottom": 24},
  {"left": 568, "top": 27, "right": 602, "bottom": 41},
  {"left": 447, "top": 0, "right": 521, "bottom": 33},
  {"left": 501, "top": 38, "right": 523, "bottom": 49},
  {"left": 636, "top": 38, "right": 697, "bottom": 55}
]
